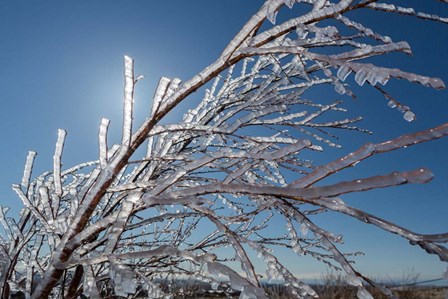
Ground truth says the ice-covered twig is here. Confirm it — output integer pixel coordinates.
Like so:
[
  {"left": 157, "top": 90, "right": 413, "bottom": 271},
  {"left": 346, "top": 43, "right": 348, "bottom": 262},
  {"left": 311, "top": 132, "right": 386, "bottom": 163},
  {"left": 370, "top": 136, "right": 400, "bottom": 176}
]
[
  {"left": 53, "top": 129, "right": 66, "bottom": 197},
  {"left": 366, "top": 3, "right": 448, "bottom": 24},
  {"left": 189, "top": 204, "right": 260, "bottom": 287},
  {"left": 292, "top": 122, "right": 448, "bottom": 188},
  {"left": 315, "top": 197, "right": 448, "bottom": 262},
  {"left": 21, "top": 151, "right": 37, "bottom": 194},
  {"left": 56, "top": 244, "right": 216, "bottom": 269},
  {"left": 98, "top": 118, "right": 110, "bottom": 168},
  {"left": 122, "top": 55, "right": 134, "bottom": 148},
  {"left": 154, "top": 168, "right": 433, "bottom": 201},
  {"left": 12, "top": 185, "right": 52, "bottom": 232}
]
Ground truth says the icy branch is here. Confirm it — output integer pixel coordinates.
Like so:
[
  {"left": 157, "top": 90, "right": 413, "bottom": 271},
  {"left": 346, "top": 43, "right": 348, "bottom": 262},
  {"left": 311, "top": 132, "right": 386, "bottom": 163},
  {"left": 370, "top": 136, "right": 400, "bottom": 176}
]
[
  {"left": 122, "top": 55, "right": 134, "bottom": 148},
  {"left": 21, "top": 151, "right": 37, "bottom": 193},
  {"left": 2, "top": 2, "right": 447, "bottom": 298},
  {"left": 53, "top": 129, "right": 66, "bottom": 197},
  {"left": 98, "top": 118, "right": 110, "bottom": 168}
]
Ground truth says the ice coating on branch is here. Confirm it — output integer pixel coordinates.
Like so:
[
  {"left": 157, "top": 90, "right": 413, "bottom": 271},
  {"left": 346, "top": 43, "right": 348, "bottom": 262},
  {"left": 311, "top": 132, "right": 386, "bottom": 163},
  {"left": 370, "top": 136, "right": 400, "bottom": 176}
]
[
  {"left": 39, "top": 186, "right": 53, "bottom": 222},
  {"left": 367, "top": 3, "right": 448, "bottom": 24},
  {"left": 165, "top": 77, "right": 182, "bottom": 100},
  {"left": 150, "top": 77, "right": 171, "bottom": 118},
  {"left": 21, "top": 151, "right": 37, "bottom": 192},
  {"left": 99, "top": 118, "right": 110, "bottom": 168},
  {"left": 0, "top": 207, "right": 12, "bottom": 240},
  {"left": 122, "top": 55, "right": 134, "bottom": 148},
  {"left": 53, "top": 129, "right": 66, "bottom": 197}
]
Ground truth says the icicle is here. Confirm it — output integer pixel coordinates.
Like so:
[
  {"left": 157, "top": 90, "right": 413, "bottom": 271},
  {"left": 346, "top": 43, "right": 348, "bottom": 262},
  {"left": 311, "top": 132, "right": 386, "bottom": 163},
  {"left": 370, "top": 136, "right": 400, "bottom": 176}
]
[
  {"left": 296, "top": 25, "right": 309, "bottom": 39},
  {"left": 334, "top": 82, "right": 346, "bottom": 95},
  {"left": 145, "top": 135, "right": 154, "bottom": 159},
  {"left": 346, "top": 274, "right": 363, "bottom": 287},
  {"left": 366, "top": 68, "right": 379, "bottom": 86},
  {"left": 266, "top": 3, "right": 279, "bottom": 24},
  {"left": 98, "top": 118, "right": 110, "bottom": 168},
  {"left": 354, "top": 68, "right": 368, "bottom": 86},
  {"left": 53, "top": 129, "right": 66, "bottom": 197},
  {"left": 122, "top": 55, "right": 134, "bottom": 148},
  {"left": 210, "top": 73, "right": 221, "bottom": 95},
  {"left": 357, "top": 287, "right": 374, "bottom": 299},
  {"left": 376, "top": 70, "right": 390, "bottom": 85},
  {"left": 283, "top": 0, "right": 295, "bottom": 9},
  {"left": 348, "top": 62, "right": 445, "bottom": 90}
]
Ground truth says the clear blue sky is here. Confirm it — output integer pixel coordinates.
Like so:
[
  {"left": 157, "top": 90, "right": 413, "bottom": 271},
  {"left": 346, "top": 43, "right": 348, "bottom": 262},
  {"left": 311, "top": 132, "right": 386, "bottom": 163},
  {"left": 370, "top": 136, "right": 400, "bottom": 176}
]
[{"left": 0, "top": 1, "right": 447, "bottom": 283}]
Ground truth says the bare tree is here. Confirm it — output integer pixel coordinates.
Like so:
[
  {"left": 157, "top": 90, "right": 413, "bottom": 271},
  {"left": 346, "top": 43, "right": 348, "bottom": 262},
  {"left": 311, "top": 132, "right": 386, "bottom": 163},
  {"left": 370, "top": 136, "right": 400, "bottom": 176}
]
[{"left": 1, "top": 1, "right": 447, "bottom": 298}]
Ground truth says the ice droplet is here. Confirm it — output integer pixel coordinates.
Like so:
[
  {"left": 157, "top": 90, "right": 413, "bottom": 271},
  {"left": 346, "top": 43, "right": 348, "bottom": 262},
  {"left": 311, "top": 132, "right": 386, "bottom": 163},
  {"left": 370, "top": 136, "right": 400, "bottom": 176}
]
[
  {"left": 347, "top": 275, "right": 362, "bottom": 287},
  {"left": 429, "top": 77, "right": 445, "bottom": 90},
  {"left": 387, "top": 100, "right": 397, "bottom": 108},
  {"left": 403, "top": 111, "right": 416, "bottom": 122},
  {"left": 357, "top": 287, "right": 374, "bottom": 299}
]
